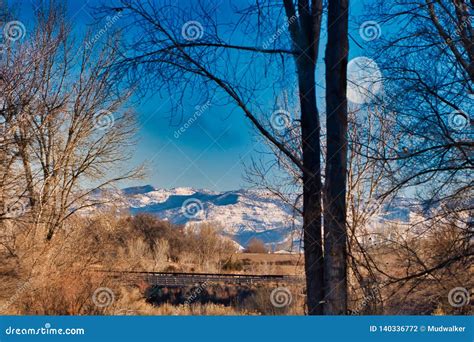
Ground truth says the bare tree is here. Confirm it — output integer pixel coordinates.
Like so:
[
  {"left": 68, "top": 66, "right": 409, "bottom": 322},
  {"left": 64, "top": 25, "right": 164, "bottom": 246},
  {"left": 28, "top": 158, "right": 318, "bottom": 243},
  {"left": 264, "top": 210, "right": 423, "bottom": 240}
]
[
  {"left": 0, "top": 3, "right": 141, "bottom": 244},
  {"left": 323, "top": 0, "right": 349, "bottom": 314},
  {"left": 363, "top": 0, "right": 472, "bottom": 217},
  {"left": 344, "top": 0, "right": 474, "bottom": 312},
  {"left": 96, "top": 0, "right": 356, "bottom": 314}
]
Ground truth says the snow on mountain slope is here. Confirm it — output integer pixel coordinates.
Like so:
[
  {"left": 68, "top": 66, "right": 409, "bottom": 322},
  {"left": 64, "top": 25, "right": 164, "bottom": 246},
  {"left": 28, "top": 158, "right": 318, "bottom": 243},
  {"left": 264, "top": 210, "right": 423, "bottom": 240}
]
[
  {"left": 96, "top": 185, "right": 420, "bottom": 251},
  {"left": 119, "top": 185, "right": 302, "bottom": 251}
]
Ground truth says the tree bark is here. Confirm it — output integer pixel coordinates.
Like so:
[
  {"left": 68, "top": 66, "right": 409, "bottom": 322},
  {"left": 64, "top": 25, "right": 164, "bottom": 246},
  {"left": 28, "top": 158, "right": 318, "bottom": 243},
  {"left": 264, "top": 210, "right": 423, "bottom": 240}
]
[
  {"left": 283, "top": 0, "right": 325, "bottom": 315},
  {"left": 324, "top": 0, "right": 349, "bottom": 314},
  {"left": 297, "top": 59, "right": 324, "bottom": 315}
]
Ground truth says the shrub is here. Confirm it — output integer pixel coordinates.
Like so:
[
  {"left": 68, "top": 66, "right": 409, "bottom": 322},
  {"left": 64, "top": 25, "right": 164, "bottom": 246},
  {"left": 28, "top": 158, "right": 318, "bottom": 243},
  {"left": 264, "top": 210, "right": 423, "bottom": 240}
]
[{"left": 244, "top": 238, "right": 268, "bottom": 253}]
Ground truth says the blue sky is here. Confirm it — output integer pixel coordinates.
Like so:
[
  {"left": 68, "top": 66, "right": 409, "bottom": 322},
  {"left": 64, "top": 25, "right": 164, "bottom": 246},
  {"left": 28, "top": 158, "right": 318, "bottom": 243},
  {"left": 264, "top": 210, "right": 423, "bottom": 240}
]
[{"left": 10, "top": 0, "right": 371, "bottom": 191}]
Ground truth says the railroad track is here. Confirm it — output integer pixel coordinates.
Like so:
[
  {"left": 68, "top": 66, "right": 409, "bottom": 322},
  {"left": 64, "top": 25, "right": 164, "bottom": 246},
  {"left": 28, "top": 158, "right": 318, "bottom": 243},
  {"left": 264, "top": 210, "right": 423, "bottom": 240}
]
[{"left": 98, "top": 270, "right": 304, "bottom": 287}]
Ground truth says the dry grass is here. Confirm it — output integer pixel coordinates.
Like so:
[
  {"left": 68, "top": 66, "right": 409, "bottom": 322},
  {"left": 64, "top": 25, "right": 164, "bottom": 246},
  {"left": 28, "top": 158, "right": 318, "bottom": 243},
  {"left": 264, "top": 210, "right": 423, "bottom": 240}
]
[
  {"left": 1, "top": 212, "right": 470, "bottom": 316},
  {"left": 232, "top": 253, "right": 304, "bottom": 276},
  {"left": 1, "top": 212, "right": 295, "bottom": 315}
]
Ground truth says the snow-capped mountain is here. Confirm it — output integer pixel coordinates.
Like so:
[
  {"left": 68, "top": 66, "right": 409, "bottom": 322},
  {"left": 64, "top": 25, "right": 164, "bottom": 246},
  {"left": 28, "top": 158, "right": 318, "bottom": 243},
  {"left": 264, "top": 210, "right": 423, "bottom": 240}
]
[
  {"left": 113, "top": 185, "right": 302, "bottom": 251},
  {"left": 94, "top": 185, "right": 422, "bottom": 251}
]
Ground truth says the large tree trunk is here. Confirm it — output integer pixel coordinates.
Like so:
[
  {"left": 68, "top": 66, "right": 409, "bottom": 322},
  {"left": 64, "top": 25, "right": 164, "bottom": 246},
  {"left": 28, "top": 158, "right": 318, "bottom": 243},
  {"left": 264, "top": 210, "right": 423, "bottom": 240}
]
[
  {"left": 283, "top": 0, "right": 324, "bottom": 314},
  {"left": 297, "top": 60, "right": 324, "bottom": 315},
  {"left": 323, "top": 0, "right": 349, "bottom": 314}
]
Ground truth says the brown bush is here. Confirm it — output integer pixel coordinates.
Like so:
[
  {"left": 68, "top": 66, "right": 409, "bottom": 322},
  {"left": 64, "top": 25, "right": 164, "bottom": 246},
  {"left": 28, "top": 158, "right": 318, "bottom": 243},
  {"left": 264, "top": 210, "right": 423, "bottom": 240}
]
[
  {"left": 244, "top": 238, "right": 268, "bottom": 254},
  {"left": 0, "top": 212, "right": 240, "bottom": 314}
]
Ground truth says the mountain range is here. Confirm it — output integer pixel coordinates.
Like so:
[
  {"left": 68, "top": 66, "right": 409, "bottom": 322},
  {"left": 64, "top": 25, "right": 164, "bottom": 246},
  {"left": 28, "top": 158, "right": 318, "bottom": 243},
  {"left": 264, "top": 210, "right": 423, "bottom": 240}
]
[
  {"left": 99, "top": 185, "right": 301, "bottom": 251},
  {"left": 97, "top": 185, "right": 416, "bottom": 251}
]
